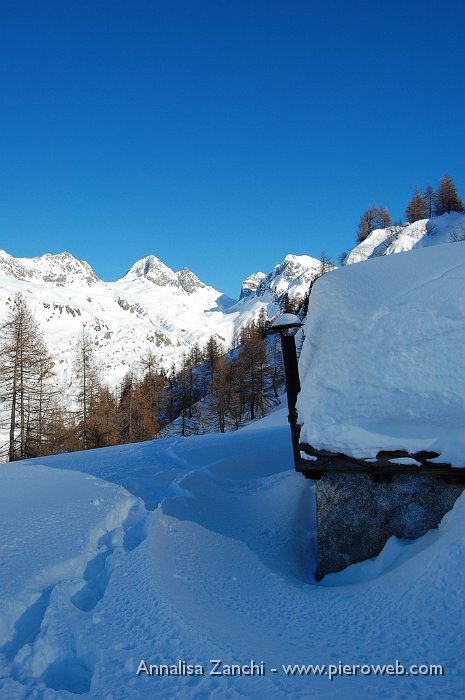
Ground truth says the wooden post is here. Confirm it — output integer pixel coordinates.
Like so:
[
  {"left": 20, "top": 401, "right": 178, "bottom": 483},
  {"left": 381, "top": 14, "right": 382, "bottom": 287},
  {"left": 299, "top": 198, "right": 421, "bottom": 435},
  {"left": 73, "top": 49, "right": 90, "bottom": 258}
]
[
  {"left": 280, "top": 332, "right": 301, "bottom": 468},
  {"left": 266, "top": 316, "right": 303, "bottom": 469}
]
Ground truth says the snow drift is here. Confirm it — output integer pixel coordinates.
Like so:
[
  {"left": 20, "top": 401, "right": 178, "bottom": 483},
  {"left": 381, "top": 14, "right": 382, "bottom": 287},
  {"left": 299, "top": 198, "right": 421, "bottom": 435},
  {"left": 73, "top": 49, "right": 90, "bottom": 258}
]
[{"left": 297, "top": 240, "right": 465, "bottom": 466}]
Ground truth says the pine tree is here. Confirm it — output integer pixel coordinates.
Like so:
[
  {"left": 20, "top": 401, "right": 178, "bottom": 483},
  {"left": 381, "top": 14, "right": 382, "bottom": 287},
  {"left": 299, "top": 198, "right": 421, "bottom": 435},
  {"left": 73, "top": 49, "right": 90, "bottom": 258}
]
[
  {"left": 406, "top": 187, "right": 428, "bottom": 223},
  {"left": 434, "top": 175, "right": 464, "bottom": 215}
]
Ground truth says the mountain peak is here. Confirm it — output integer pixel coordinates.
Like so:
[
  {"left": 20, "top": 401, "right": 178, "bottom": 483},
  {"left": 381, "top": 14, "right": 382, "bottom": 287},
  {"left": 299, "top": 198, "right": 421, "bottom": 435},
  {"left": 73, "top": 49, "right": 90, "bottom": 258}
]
[
  {"left": 239, "top": 271, "right": 266, "bottom": 300},
  {"left": 254, "top": 253, "right": 322, "bottom": 301},
  {"left": 176, "top": 267, "right": 205, "bottom": 294},
  {"left": 0, "top": 250, "right": 99, "bottom": 286},
  {"left": 124, "top": 255, "right": 177, "bottom": 286},
  {"left": 122, "top": 257, "right": 207, "bottom": 294}
]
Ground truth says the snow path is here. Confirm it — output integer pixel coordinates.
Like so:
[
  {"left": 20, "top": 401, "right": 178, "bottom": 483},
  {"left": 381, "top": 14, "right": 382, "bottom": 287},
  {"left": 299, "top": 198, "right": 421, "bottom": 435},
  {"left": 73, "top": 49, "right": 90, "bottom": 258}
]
[
  {"left": 1, "top": 408, "right": 464, "bottom": 698},
  {"left": 0, "top": 465, "right": 148, "bottom": 698}
]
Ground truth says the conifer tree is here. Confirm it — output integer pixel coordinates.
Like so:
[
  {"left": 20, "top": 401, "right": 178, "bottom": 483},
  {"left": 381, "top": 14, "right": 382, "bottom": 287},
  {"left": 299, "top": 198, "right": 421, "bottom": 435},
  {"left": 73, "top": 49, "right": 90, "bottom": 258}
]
[
  {"left": 424, "top": 183, "right": 435, "bottom": 218},
  {"left": 318, "top": 250, "right": 333, "bottom": 276},
  {"left": 118, "top": 372, "right": 135, "bottom": 443},
  {"left": 204, "top": 336, "right": 223, "bottom": 375},
  {"left": 434, "top": 175, "right": 464, "bottom": 215},
  {"left": 210, "top": 354, "right": 231, "bottom": 433},
  {"left": 0, "top": 294, "right": 57, "bottom": 460},
  {"left": 73, "top": 325, "right": 101, "bottom": 449},
  {"left": 236, "top": 322, "right": 269, "bottom": 421},
  {"left": 406, "top": 186, "right": 428, "bottom": 223},
  {"left": 88, "top": 386, "right": 118, "bottom": 448}
]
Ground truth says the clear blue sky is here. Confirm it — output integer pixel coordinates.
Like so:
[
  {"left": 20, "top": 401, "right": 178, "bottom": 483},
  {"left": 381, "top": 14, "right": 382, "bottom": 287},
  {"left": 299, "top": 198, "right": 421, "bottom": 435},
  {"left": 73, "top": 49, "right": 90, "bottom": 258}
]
[{"left": 1, "top": 0, "right": 464, "bottom": 298}]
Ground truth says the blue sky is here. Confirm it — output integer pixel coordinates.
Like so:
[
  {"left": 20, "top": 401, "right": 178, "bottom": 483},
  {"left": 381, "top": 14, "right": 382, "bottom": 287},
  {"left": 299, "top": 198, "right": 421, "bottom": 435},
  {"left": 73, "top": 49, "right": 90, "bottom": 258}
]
[{"left": 1, "top": 0, "right": 464, "bottom": 298}]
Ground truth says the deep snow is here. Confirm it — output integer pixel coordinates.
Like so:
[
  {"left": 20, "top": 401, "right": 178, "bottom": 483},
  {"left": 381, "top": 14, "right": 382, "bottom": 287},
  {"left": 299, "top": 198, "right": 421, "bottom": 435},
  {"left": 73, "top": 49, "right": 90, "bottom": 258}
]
[
  {"left": 297, "top": 241, "right": 465, "bottom": 466},
  {"left": 1, "top": 223, "right": 465, "bottom": 698},
  {"left": 0, "top": 407, "right": 464, "bottom": 699},
  {"left": 345, "top": 211, "right": 465, "bottom": 265}
]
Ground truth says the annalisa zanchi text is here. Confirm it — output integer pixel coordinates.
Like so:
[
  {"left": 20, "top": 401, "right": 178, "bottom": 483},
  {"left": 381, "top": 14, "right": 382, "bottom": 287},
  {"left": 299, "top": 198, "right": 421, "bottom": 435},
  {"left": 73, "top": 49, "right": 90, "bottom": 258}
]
[
  {"left": 137, "top": 660, "right": 265, "bottom": 677},
  {"left": 136, "top": 659, "right": 444, "bottom": 680}
]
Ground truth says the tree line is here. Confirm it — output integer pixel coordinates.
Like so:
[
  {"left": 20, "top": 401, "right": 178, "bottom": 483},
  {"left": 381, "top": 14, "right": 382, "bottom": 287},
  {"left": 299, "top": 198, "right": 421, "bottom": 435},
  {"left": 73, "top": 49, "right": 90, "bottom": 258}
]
[
  {"left": 356, "top": 174, "right": 464, "bottom": 243},
  {"left": 0, "top": 294, "right": 285, "bottom": 461}
]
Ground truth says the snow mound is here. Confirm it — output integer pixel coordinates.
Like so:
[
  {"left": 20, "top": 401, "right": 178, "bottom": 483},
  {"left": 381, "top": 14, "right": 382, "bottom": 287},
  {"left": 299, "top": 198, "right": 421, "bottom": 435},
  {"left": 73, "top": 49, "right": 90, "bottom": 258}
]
[{"left": 297, "top": 241, "right": 465, "bottom": 466}]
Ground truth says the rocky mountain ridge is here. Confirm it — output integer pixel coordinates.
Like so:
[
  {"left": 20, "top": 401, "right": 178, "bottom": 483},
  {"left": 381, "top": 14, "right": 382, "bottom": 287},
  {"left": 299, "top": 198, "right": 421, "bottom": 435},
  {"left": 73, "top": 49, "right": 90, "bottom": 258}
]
[
  {"left": 0, "top": 248, "right": 322, "bottom": 389},
  {"left": 2, "top": 211, "right": 462, "bottom": 390}
]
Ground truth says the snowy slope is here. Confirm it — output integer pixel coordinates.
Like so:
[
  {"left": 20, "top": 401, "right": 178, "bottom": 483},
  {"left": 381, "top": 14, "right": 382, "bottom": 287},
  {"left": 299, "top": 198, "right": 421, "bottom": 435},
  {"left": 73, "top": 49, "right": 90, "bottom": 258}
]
[
  {"left": 0, "top": 250, "right": 321, "bottom": 389},
  {"left": 0, "top": 407, "right": 463, "bottom": 699},
  {"left": 345, "top": 211, "right": 465, "bottom": 265},
  {"left": 297, "top": 240, "right": 465, "bottom": 466}
]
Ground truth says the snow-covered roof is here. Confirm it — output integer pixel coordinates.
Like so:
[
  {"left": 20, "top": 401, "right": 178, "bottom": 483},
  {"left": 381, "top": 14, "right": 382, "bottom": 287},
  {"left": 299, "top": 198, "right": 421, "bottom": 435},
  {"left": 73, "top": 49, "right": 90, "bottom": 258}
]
[{"left": 296, "top": 241, "right": 465, "bottom": 467}]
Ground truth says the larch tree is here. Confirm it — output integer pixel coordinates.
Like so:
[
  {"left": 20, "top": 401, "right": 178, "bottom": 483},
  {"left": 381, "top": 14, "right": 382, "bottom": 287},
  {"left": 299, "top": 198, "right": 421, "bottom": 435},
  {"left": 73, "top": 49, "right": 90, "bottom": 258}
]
[
  {"left": 73, "top": 325, "right": 101, "bottom": 449},
  {"left": 236, "top": 322, "right": 270, "bottom": 421},
  {"left": 434, "top": 175, "right": 464, "bottom": 215},
  {"left": 405, "top": 187, "right": 428, "bottom": 223},
  {"left": 0, "top": 294, "right": 56, "bottom": 461},
  {"left": 117, "top": 371, "right": 136, "bottom": 443},
  {"left": 356, "top": 206, "right": 391, "bottom": 243},
  {"left": 209, "top": 354, "right": 232, "bottom": 433},
  {"left": 424, "top": 183, "right": 435, "bottom": 218},
  {"left": 89, "top": 386, "right": 118, "bottom": 448},
  {"left": 133, "top": 354, "right": 165, "bottom": 441}
]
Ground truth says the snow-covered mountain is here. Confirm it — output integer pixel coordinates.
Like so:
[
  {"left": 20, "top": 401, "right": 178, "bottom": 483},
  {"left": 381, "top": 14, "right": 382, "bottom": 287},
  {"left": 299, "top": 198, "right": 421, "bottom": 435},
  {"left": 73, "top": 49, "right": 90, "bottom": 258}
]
[
  {"left": 1, "top": 212, "right": 462, "bottom": 390},
  {"left": 2, "top": 216, "right": 465, "bottom": 698},
  {"left": 0, "top": 249, "right": 322, "bottom": 389},
  {"left": 239, "top": 271, "right": 267, "bottom": 299}
]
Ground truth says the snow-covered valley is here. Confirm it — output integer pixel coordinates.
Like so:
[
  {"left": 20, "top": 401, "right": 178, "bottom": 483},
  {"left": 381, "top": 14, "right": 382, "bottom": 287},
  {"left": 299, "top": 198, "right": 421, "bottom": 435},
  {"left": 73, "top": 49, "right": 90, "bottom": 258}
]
[
  {"left": 0, "top": 407, "right": 464, "bottom": 699},
  {"left": 1, "top": 212, "right": 465, "bottom": 699}
]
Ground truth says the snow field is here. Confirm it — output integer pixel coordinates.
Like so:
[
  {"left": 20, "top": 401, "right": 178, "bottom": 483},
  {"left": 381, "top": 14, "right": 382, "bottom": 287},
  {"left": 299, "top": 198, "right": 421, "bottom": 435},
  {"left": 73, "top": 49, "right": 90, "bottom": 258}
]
[{"left": 0, "top": 408, "right": 464, "bottom": 699}]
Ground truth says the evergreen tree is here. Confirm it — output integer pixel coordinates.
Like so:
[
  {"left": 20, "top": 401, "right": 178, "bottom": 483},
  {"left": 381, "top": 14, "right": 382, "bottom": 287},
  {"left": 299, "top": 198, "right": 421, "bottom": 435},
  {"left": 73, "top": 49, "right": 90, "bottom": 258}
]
[
  {"left": 434, "top": 174, "right": 464, "bottom": 215},
  {"left": 405, "top": 186, "right": 428, "bottom": 223}
]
